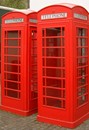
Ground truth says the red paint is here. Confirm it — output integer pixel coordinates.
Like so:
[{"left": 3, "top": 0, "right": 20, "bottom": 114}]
[
  {"left": 1, "top": 10, "right": 38, "bottom": 116},
  {"left": 37, "top": 3, "right": 89, "bottom": 128}
]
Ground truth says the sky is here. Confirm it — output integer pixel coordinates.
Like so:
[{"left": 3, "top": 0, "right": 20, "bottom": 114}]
[{"left": 30, "top": 0, "right": 89, "bottom": 11}]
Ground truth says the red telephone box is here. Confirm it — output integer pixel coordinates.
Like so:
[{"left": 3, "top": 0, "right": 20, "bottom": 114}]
[
  {"left": 37, "top": 3, "right": 89, "bottom": 128},
  {"left": 1, "top": 10, "right": 37, "bottom": 116}
]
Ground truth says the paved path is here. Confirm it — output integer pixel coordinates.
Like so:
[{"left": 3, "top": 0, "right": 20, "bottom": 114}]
[{"left": 0, "top": 110, "right": 89, "bottom": 130}]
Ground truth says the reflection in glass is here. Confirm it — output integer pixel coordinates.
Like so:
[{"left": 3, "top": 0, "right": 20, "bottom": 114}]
[
  {"left": 78, "top": 48, "right": 87, "bottom": 56},
  {"left": 78, "top": 77, "right": 86, "bottom": 86},
  {"left": 78, "top": 67, "right": 86, "bottom": 76},
  {"left": 78, "top": 58, "right": 87, "bottom": 66},
  {"left": 46, "top": 28, "right": 61, "bottom": 36},
  {"left": 78, "top": 38, "right": 86, "bottom": 46},
  {"left": 78, "top": 86, "right": 86, "bottom": 96},
  {"left": 46, "top": 38, "right": 61, "bottom": 46},
  {"left": 78, "top": 28, "right": 86, "bottom": 36}
]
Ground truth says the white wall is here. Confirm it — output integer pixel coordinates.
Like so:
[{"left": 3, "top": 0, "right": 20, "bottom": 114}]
[{"left": 30, "top": 0, "right": 89, "bottom": 11}]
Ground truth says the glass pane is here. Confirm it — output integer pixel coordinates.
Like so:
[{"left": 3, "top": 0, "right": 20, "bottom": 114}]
[
  {"left": 46, "top": 38, "right": 61, "bottom": 46},
  {"left": 7, "top": 39, "right": 18, "bottom": 46},
  {"left": 46, "top": 48, "right": 64, "bottom": 57},
  {"left": 5, "top": 90, "right": 20, "bottom": 98},
  {"left": 42, "top": 39, "right": 45, "bottom": 46},
  {"left": 4, "top": 81, "right": 19, "bottom": 90},
  {"left": 19, "top": 31, "right": 21, "bottom": 38},
  {"left": 46, "top": 98, "right": 62, "bottom": 108},
  {"left": 78, "top": 58, "right": 87, "bottom": 66},
  {"left": 7, "top": 48, "right": 19, "bottom": 55},
  {"left": 61, "top": 38, "right": 65, "bottom": 46},
  {"left": 4, "top": 64, "right": 20, "bottom": 73},
  {"left": 4, "top": 48, "right": 19, "bottom": 55},
  {"left": 78, "top": 95, "right": 87, "bottom": 106},
  {"left": 46, "top": 78, "right": 62, "bottom": 88},
  {"left": 46, "top": 28, "right": 61, "bottom": 36},
  {"left": 77, "top": 67, "right": 86, "bottom": 76},
  {"left": 32, "top": 47, "right": 37, "bottom": 55},
  {"left": 44, "top": 68, "right": 65, "bottom": 78},
  {"left": 42, "top": 29, "right": 45, "bottom": 37},
  {"left": 4, "top": 56, "right": 20, "bottom": 64},
  {"left": 78, "top": 38, "right": 87, "bottom": 46},
  {"left": 42, "top": 58, "right": 45, "bottom": 66},
  {"left": 32, "top": 57, "right": 37, "bottom": 63},
  {"left": 46, "top": 58, "right": 65, "bottom": 67},
  {"left": 78, "top": 28, "right": 86, "bottom": 36},
  {"left": 78, "top": 48, "right": 87, "bottom": 56},
  {"left": 78, "top": 77, "right": 87, "bottom": 86},
  {"left": 78, "top": 86, "right": 87, "bottom": 96},
  {"left": 61, "top": 48, "right": 65, "bottom": 57},
  {"left": 7, "top": 31, "right": 18, "bottom": 38},
  {"left": 42, "top": 48, "right": 46, "bottom": 56},
  {"left": 4, "top": 73, "right": 20, "bottom": 81},
  {"left": 32, "top": 31, "right": 37, "bottom": 39},
  {"left": 63, "top": 80, "right": 65, "bottom": 88},
  {"left": 62, "top": 27, "right": 65, "bottom": 36},
  {"left": 45, "top": 88, "right": 65, "bottom": 98},
  {"left": 31, "top": 91, "right": 38, "bottom": 98}
]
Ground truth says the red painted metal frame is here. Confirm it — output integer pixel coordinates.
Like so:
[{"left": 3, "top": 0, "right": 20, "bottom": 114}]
[
  {"left": 1, "top": 11, "right": 37, "bottom": 116},
  {"left": 37, "top": 3, "right": 89, "bottom": 128}
]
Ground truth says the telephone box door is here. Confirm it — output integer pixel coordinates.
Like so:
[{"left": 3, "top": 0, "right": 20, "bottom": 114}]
[
  {"left": 29, "top": 27, "right": 38, "bottom": 110},
  {"left": 2, "top": 27, "right": 25, "bottom": 110},
  {"left": 38, "top": 22, "right": 71, "bottom": 120},
  {"left": 73, "top": 24, "right": 89, "bottom": 120}
]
